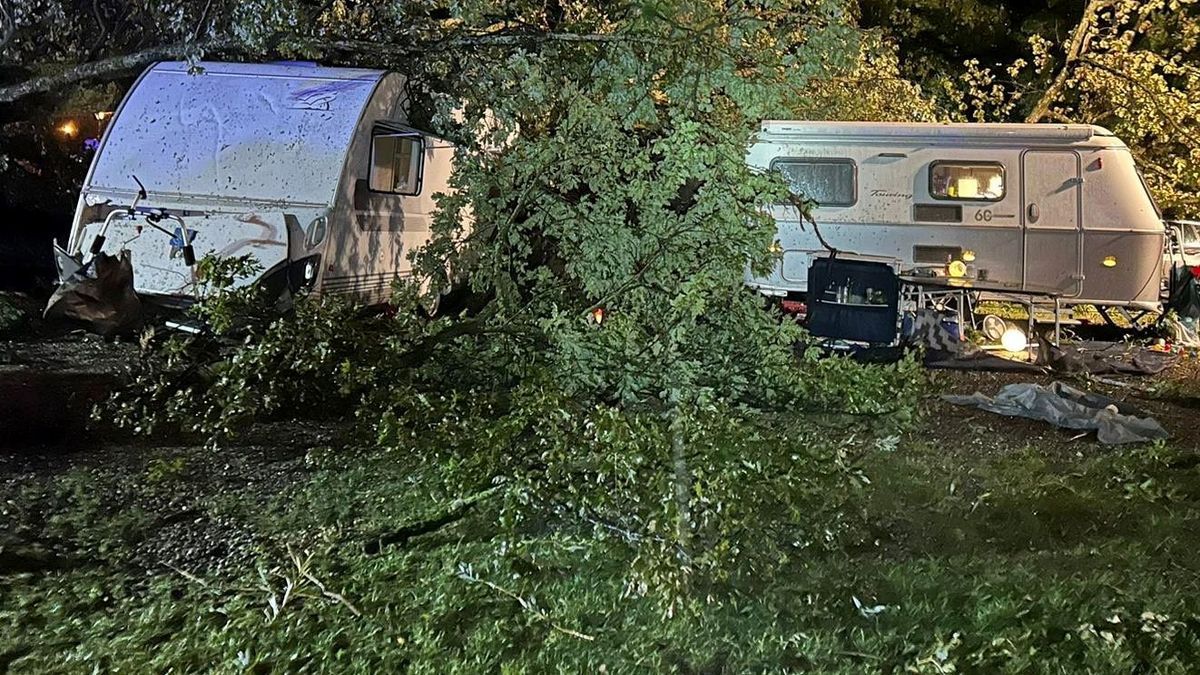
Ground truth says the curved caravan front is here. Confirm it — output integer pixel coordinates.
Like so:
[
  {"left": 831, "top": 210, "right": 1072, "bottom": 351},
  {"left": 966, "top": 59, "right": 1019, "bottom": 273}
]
[
  {"left": 746, "top": 122, "right": 1164, "bottom": 310},
  {"left": 67, "top": 61, "right": 454, "bottom": 308}
]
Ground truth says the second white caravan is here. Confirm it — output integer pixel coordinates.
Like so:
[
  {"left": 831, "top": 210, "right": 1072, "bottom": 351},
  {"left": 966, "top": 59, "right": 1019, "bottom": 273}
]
[{"left": 746, "top": 121, "right": 1166, "bottom": 310}]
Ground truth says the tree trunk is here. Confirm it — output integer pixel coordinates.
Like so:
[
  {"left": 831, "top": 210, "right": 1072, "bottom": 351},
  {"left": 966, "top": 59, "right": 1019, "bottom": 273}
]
[
  {"left": 0, "top": 33, "right": 657, "bottom": 105},
  {"left": 1025, "top": 0, "right": 1112, "bottom": 123},
  {"left": 670, "top": 409, "right": 693, "bottom": 562},
  {"left": 0, "top": 41, "right": 234, "bottom": 104}
]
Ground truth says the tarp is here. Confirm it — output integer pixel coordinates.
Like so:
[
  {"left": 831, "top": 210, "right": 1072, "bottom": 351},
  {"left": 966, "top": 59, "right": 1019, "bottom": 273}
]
[
  {"left": 1166, "top": 265, "right": 1200, "bottom": 320},
  {"left": 943, "top": 381, "right": 1169, "bottom": 445},
  {"left": 43, "top": 250, "right": 143, "bottom": 337}
]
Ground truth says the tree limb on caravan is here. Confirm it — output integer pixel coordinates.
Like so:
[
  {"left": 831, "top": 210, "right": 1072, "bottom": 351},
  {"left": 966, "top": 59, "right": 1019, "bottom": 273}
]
[
  {"left": 0, "top": 40, "right": 234, "bottom": 104},
  {"left": 0, "top": 0, "right": 15, "bottom": 53},
  {"left": 0, "top": 31, "right": 658, "bottom": 105}
]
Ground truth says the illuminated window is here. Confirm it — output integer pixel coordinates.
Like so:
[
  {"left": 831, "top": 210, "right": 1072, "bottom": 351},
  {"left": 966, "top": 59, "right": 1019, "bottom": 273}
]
[
  {"left": 771, "top": 158, "right": 857, "bottom": 207},
  {"left": 930, "top": 162, "right": 1005, "bottom": 202},
  {"left": 370, "top": 131, "right": 423, "bottom": 195}
]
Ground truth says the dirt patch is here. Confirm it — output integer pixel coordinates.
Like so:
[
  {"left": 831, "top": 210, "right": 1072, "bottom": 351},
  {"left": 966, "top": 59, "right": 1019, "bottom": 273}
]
[
  {"left": 0, "top": 333, "right": 137, "bottom": 448},
  {"left": 0, "top": 426, "right": 342, "bottom": 576}
]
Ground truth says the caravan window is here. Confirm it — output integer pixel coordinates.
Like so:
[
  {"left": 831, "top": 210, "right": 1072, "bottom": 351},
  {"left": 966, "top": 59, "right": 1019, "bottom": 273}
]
[
  {"left": 930, "top": 162, "right": 1005, "bottom": 201},
  {"left": 771, "top": 158, "right": 857, "bottom": 207},
  {"left": 370, "top": 131, "right": 424, "bottom": 195}
]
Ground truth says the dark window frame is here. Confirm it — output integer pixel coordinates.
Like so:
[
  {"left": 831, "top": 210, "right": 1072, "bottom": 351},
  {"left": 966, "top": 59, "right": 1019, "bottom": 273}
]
[
  {"left": 928, "top": 161, "right": 1006, "bottom": 203},
  {"left": 770, "top": 157, "right": 858, "bottom": 207},
  {"left": 368, "top": 123, "right": 425, "bottom": 197}
]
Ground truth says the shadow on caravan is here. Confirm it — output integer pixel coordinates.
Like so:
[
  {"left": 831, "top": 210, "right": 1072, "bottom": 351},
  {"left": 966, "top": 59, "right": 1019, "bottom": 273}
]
[
  {"left": 50, "top": 61, "right": 458, "bottom": 333},
  {"left": 747, "top": 121, "right": 1166, "bottom": 312}
]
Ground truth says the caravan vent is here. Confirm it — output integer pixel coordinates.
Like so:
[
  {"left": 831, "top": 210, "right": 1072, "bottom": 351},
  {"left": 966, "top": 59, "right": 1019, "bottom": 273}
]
[
  {"left": 913, "top": 203, "right": 962, "bottom": 223},
  {"left": 913, "top": 245, "right": 962, "bottom": 264}
]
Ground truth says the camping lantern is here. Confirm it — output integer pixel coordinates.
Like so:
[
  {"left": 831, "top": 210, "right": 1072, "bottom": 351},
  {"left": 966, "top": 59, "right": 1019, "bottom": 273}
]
[{"left": 1001, "top": 327, "right": 1028, "bottom": 352}]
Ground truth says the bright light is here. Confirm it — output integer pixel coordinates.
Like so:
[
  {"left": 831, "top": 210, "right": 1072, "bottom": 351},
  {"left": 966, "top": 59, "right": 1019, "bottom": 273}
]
[
  {"left": 961, "top": 250, "right": 977, "bottom": 262},
  {"left": 948, "top": 260, "right": 967, "bottom": 278},
  {"left": 1001, "top": 327, "right": 1028, "bottom": 352},
  {"left": 1102, "top": 255, "right": 1118, "bottom": 268},
  {"left": 57, "top": 120, "right": 79, "bottom": 138}
]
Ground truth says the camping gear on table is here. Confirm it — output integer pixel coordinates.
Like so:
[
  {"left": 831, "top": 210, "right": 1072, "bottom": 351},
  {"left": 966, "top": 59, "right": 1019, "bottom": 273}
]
[{"left": 805, "top": 255, "right": 900, "bottom": 345}]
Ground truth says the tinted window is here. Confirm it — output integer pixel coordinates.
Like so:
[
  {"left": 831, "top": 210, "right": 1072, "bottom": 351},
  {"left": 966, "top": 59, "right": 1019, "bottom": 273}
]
[
  {"left": 930, "top": 162, "right": 1005, "bottom": 201},
  {"left": 913, "top": 204, "right": 962, "bottom": 223},
  {"left": 370, "top": 132, "right": 423, "bottom": 195},
  {"left": 772, "top": 158, "right": 857, "bottom": 207}
]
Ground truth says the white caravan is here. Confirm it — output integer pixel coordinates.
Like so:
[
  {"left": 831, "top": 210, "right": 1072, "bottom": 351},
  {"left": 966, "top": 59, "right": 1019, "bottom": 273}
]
[
  {"left": 747, "top": 121, "right": 1166, "bottom": 310},
  {"left": 63, "top": 61, "right": 456, "bottom": 308}
]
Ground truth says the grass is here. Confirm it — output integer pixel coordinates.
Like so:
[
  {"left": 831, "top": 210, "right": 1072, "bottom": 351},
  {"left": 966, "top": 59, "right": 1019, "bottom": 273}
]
[
  {"left": 0, "top": 292, "right": 28, "bottom": 336},
  {"left": 4, "top": 401, "right": 1200, "bottom": 672}
]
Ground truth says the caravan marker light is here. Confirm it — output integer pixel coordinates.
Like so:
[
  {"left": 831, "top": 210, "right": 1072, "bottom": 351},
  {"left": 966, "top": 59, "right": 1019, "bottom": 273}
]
[
  {"left": 1102, "top": 255, "right": 1118, "bottom": 268},
  {"left": 1001, "top": 327, "right": 1028, "bottom": 352}
]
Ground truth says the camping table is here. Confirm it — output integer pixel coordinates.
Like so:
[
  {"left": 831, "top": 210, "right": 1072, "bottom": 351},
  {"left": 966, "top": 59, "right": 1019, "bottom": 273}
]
[{"left": 897, "top": 275, "right": 1066, "bottom": 347}]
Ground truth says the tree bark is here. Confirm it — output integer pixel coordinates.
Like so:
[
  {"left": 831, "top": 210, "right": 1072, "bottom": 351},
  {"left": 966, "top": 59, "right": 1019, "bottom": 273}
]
[
  {"left": 0, "top": 40, "right": 232, "bottom": 104},
  {"left": 0, "top": 32, "right": 658, "bottom": 105},
  {"left": 670, "top": 409, "right": 693, "bottom": 563},
  {"left": 1025, "top": 0, "right": 1112, "bottom": 123}
]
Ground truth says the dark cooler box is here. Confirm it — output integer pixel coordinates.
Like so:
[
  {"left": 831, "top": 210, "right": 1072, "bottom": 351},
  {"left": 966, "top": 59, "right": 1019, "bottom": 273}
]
[{"left": 806, "top": 256, "right": 900, "bottom": 344}]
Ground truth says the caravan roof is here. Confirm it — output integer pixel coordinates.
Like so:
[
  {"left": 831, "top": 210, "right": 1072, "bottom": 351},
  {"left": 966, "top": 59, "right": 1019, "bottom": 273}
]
[
  {"left": 758, "top": 121, "right": 1121, "bottom": 147},
  {"left": 87, "top": 61, "right": 390, "bottom": 207}
]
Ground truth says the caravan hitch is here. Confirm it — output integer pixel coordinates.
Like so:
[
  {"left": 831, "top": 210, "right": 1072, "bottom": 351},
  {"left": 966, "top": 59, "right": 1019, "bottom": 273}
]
[{"left": 87, "top": 175, "right": 196, "bottom": 267}]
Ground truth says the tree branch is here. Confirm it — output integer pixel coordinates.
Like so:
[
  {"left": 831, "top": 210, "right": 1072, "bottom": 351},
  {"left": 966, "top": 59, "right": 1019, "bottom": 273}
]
[
  {"left": 0, "top": 30, "right": 659, "bottom": 105},
  {"left": 0, "top": 0, "right": 15, "bottom": 53},
  {"left": 1075, "top": 55, "right": 1194, "bottom": 140},
  {"left": 1025, "top": 0, "right": 1113, "bottom": 123},
  {"left": 0, "top": 39, "right": 233, "bottom": 104}
]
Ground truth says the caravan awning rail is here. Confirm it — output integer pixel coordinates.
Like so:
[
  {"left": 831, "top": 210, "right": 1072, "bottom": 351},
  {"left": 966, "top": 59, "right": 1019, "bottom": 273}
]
[{"left": 759, "top": 121, "right": 1106, "bottom": 143}]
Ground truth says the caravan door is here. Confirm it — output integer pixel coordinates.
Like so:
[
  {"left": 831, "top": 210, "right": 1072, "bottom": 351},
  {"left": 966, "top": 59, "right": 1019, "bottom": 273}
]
[{"left": 1022, "top": 150, "right": 1083, "bottom": 295}]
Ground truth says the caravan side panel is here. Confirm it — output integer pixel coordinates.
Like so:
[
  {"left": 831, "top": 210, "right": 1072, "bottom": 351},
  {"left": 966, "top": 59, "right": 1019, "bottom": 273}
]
[
  {"left": 320, "top": 73, "right": 411, "bottom": 303},
  {"left": 320, "top": 75, "right": 459, "bottom": 305},
  {"left": 748, "top": 140, "right": 1026, "bottom": 296}
]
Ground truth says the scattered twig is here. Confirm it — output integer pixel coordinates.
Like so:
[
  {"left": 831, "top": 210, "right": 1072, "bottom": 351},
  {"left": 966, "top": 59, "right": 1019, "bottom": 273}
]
[
  {"left": 835, "top": 650, "right": 884, "bottom": 661},
  {"left": 457, "top": 563, "right": 595, "bottom": 641},
  {"left": 302, "top": 570, "right": 362, "bottom": 618},
  {"left": 365, "top": 484, "right": 504, "bottom": 554},
  {"left": 163, "top": 561, "right": 210, "bottom": 588}
]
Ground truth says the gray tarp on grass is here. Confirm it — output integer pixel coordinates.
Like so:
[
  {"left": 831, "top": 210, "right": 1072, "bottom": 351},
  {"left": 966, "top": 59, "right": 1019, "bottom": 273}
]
[{"left": 944, "top": 381, "right": 1170, "bottom": 445}]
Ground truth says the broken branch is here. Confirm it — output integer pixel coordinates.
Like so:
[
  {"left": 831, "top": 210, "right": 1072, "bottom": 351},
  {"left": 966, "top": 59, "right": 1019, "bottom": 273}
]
[
  {"left": 0, "top": 40, "right": 232, "bottom": 104},
  {"left": 1025, "top": 0, "right": 1113, "bottom": 123}
]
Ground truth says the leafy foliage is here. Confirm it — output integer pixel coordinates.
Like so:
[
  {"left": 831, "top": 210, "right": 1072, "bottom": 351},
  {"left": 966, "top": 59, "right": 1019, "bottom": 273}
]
[
  {"left": 872, "top": 0, "right": 1200, "bottom": 215},
  {"left": 6, "top": 416, "right": 1200, "bottom": 672},
  {"left": 96, "top": 0, "right": 930, "bottom": 599},
  {"left": 0, "top": 292, "right": 26, "bottom": 335}
]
